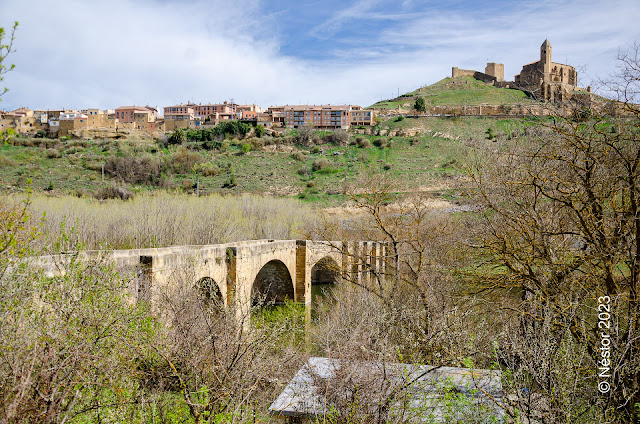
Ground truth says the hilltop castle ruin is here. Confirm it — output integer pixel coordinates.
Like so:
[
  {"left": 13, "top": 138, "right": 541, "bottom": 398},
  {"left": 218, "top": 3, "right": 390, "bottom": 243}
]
[
  {"left": 452, "top": 39, "right": 580, "bottom": 102},
  {"left": 452, "top": 63, "right": 505, "bottom": 84}
]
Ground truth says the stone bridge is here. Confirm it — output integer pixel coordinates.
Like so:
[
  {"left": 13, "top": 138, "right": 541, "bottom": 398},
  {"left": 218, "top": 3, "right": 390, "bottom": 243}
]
[{"left": 34, "top": 239, "right": 386, "bottom": 313}]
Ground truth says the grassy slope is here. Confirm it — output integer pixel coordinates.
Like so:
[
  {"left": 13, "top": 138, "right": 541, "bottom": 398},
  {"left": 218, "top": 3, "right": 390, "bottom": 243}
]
[
  {"left": 0, "top": 116, "right": 530, "bottom": 206},
  {"left": 370, "top": 76, "right": 534, "bottom": 109}
]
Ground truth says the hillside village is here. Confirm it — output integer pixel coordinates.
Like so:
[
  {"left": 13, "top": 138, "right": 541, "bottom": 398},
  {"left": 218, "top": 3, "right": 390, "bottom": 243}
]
[
  {"left": 0, "top": 40, "right": 602, "bottom": 140},
  {"left": 0, "top": 103, "right": 377, "bottom": 139}
]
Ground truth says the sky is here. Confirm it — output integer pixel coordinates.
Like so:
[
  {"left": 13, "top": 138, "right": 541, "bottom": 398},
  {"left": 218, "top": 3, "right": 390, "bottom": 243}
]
[{"left": 0, "top": 0, "right": 639, "bottom": 112}]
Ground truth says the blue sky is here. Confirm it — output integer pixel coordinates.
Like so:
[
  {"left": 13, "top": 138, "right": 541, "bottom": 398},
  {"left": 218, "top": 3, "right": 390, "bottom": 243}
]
[{"left": 1, "top": 0, "right": 639, "bottom": 111}]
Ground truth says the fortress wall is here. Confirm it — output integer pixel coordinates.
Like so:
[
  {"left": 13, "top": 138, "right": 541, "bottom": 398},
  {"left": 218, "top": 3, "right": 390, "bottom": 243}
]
[
  {"left": 421, "top": 103, "right": 547, "bottom": 117},
  {"left": 452, "top": 67, "right": 476, "bottom": 78},
  {"left": 472, "top": 71, "right": 497, "bottom": 84}
]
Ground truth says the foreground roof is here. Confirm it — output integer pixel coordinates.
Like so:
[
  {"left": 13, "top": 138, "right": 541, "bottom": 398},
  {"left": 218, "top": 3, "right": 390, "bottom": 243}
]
[{"left": 269, "top": 357, "right": 504, "bottom": 422}]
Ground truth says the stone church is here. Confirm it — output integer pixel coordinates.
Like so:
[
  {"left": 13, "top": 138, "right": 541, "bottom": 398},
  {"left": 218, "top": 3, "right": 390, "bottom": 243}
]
[
  {"left": 451, "top": 39, "right": 581, "bottom": 102},
  {"left": 515, "top": 39, "right": 578, "bottom": 102}
]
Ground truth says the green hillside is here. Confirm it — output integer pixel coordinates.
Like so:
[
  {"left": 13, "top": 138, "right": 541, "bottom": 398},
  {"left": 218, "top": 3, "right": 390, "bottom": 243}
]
[
  {"left": 0, "top": 116, "right": 528, "bottom": 206},
  {"left": 370, "top": 76, "right": 534, "bottom": 109}
]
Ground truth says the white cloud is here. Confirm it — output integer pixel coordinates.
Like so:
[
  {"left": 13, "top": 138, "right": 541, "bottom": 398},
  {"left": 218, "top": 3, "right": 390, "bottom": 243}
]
[
  {"left": 0, "top": 0, "right": 639, "bottom": 111},
  {"left": 308, "top": 0, "right": 385, "bottom": 39}
]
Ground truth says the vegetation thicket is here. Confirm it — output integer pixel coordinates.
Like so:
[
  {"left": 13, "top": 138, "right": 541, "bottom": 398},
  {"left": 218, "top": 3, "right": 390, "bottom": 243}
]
[
  {"left": 24, "top": 192, "right": 314, "bottom": 251},
  {"left": 0, "top": 194, "right": 306, "bottom": 423}
]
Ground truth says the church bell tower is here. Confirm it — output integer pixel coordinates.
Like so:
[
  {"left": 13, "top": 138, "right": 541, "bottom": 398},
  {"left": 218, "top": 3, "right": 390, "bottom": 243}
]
[{"left": 541, "top": 39, "right": 552, "bottom": 75}]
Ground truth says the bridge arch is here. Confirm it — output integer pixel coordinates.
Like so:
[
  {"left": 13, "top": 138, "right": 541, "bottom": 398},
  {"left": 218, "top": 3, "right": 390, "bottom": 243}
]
[
  {"left": 311, "top": 256, "right": 340, "bottom": 286},
  {"left": 251, "top": 259, "right": 294, "bottom": 306},
  {"left": 195, "top": 276, "right": 223, "bottom": 306}
]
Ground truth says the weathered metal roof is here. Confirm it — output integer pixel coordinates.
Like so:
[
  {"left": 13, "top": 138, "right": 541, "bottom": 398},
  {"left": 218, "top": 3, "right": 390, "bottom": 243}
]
[{"left": 269, "top": 357, "right": 504, "bottom": 422}]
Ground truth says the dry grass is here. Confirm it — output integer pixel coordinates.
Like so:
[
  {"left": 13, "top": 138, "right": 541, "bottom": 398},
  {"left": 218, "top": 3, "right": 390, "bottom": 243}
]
[{"left": 22, "top": 193, "right": 316, "bottom": 250}]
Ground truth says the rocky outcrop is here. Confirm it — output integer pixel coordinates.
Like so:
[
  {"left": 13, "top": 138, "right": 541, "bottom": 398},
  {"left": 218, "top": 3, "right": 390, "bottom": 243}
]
[{"left": 69, "top": 128, "right": 157, "bottom": 140}]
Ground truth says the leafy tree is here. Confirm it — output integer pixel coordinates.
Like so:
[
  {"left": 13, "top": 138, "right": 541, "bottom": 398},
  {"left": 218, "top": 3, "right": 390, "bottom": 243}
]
[
  {"left": 255, "top": 124, "right": 265, "bottom": 138},
  {"left": 0, "top": 21, "right": 18, "bottom": 145},
  {"left": 414, "top": 97, "right": 426, "bottom": 113},
  {"left": 168, "top": 128, "right": 186, "bottom": 145},
  {"left": 215, "top": 120, "right": 251, "bottom": 138},
  {"left": 0, "top": 21, "right": 18, "bottom": 98}
]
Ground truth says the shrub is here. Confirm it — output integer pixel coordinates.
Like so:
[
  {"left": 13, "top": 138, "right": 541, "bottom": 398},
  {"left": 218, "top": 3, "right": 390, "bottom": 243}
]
[
  {"left": 410, "top": 137, "right": 420, "bottom": 146},
  {"left": 395, "top": 115, "right": 404, "bottom": 122},
  {"left": 215, "top": 121, "right": 251, "bottom": 139},
  {"left": 312, "top": 158, "right": 329, "bottom": 172},
  {"left": 75, "top": 189, "right": 91, "bottom": 198},
  {"left": 383, "top": 163, "right": 392, "bottom": 170},
  {"left": 83, "top": 161, "right": 103, "bottom": 171},
  {"left": 64, "top": 147, "right": 83, "bottom": 155},
  {"left": 323, "top": 130, "right": 349, "bottom": 146},
  {"left": 14, "top": 138, "right": 34, "bottom": 147},
  {"left": 255, "top": 125, "right": 265, "bottom": 138},
  {"left": 307, "top": 181, "right": 315, "bottom": 188},
  {"left": 46, "top": 149, "right": 61, "bottom": 159},
  {"left": 193, "top": 162, "right": 220, "bottom": 177},
  {"left": 181, "top": 179, "right": 194, "bottom": 190},
  {"left": 356, "top": 138, "right": 371, "bottom": 148},
  {"left": 312, "top": 146, "right": 321, "bottom": 154},
  {"left": 292, "top": 152, "right": 306, "bottom": 162},
  {"left": 170, "top": 147, "right": 202, "bottom": 174},
  {"left": 241, "top": 143, "right": 252, "bottom": 154},
  {"left": 250, "top": 137, "right": 265, "bottom": 149},
  {"left": 0, "top": 156, "right": 17, "bottom": 167},
  {"left": 103, "top": 155, "right": 163, "bottom": 185},
  {"left": 200, "top": 138, "right": 219, "bottom": 150},
  {"left": 486, "top": 127, "right": 496, "bottom": 140},
  {"left": 94, "top": 186, "right": 134, "bottom": 200},
  {"left": 294, "top": 126, "right": 318, "bottom": 146},
  {"left": 261, "top": 136, "right": 276, "bottom": 145},
  {"left": 69, "top": 140, "right": 89, "bottom": 148},
  {"left": 156, "top": 134, "right": 169, "bottom": 147},
  {"left": 223, "top": 174, "right": 236, "bottom": 188},
  {"left": 373, "top": 138, "right": 386, "bottom": 148},
  {"left": 297, "top": 166, "right": 311, "bottom": 177}
]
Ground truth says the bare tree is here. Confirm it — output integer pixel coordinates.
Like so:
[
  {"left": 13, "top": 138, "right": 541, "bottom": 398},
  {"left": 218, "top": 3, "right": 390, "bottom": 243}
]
[
  {"left": 467, "top": 44, "right": 640, "bottom": 422},
  {"left": 309, "top": 174, "right": 498, "bottom": 423},
  {"left": 149, "top": 258, "right": 305, "bottom": 423}
]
